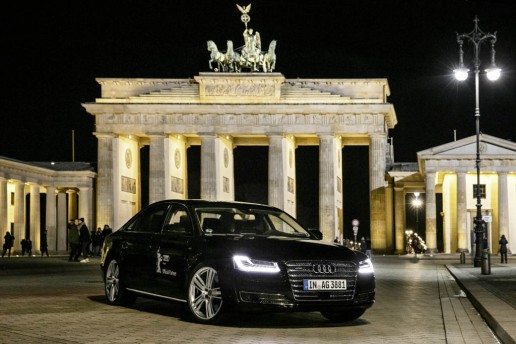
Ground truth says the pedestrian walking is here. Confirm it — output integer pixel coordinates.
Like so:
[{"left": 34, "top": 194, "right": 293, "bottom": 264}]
[
  {"left": 365, "top": 236, "right": 372, "bottom": 259},
  {"left": 2, "top": 231, "right": 15, "bottom": 257},
  {"left": 25, "top": 238, "right": 33, "bottom": 256},
  {"left": 78, "top": 217, "right": 91, "bottom": 263},
  {"left": 21, "top": 238, "right": 27, "bottom": 255},
  {"left": 68, "top": 219, "right": 81, "bottom": 262},
  {"left": 499, "top": 234, "right": 509, "bottom": 264},
  {"left": 41, "top": 230, "right": 49, "bottom": 257}
]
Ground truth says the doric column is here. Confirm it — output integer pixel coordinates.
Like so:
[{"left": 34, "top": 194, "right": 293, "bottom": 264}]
[
  {"left": 78, "top": 187, "right": 92, "bottom": 229},
  {"left": 268, "top": 134, "right": 284, "bottom": 210},
  {"left": 425, "top": 172, "right": 437, "bottom": 253},
  {"left": 14, "top": 181, "right": 25, "bottom": 253},
  {"left": 95, "top": 133, "right": 115, "bottom": 229},
  {"left": 394, "top": 186, "right": 405, "bottom": 254},
  {"left": 498, "top": 172, "right": 509, "bottom": 237},
  {"left": 457, "top": 172, "right": 468, "bottom": 251},
  {"left": 319, "top": 134, "right": 342, "bottom": 243},
  {"left": 57, "top": 190, "right": 68, "bottom": 252},
  {"left": 149, "top": 134, "right": 167, "bottom": 203},
  {"left": 0, "top": 178, "right": 7, "bottom": 232},
  {"left": 45, "top": 186, "right": 57, "bottom": 252},
  {"left": 369, "top": 134, "right": 387, "bottom": 252},
  {"left": 29, "top": 183, "right": 41, "bottom": 253},
  {"left": 268, "top": 134, "right": 297, "bottom": 217},
  {"left": 67, "top": 190, "right": 77, "bottom": 221},
  {"left": 200, "top": 134, "right": 218, "bottom": 200},
  {"left": 169, "top": 135, "right": 188, "bottom": 199}
]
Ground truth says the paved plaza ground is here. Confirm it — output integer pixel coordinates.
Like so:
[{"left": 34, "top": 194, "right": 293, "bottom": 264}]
[{"left": 0, "top": 254, "right": 514, "bottom": 343}]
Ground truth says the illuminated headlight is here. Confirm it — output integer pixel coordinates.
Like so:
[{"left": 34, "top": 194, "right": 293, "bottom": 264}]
[
  {"left": 233, "top": 255, "right": 280, "bottom": 273},
  {"left": 358, "top": 258, "right": 374, "bottom": 274}
]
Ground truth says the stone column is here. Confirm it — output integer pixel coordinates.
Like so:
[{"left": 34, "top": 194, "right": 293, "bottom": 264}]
[
  {"left": 78, "top": 187, "right": 92, "bottom": 229},
  {"left": 149, "top": 134, "right": 167, "bottom": 203},
  {"left": 29, "top": 183, "right": 41, "bottom": 253},
  {"left": 95, "top": 133, "right": 115, "bottom": 229},
  {"left": 369, "top": 134, "right": 387, "bottom": 252},
  {"left": 394, "top": 186, "right": 405, "bottom": 254},
  {"left": 45, "top": 186, "right": 57, "bottom": 252},
  {"left": 268, "top": 134, "right": 284, "bottom": 210},
  {"left": 268, "top": 134, "right": 297, "bottom": 216},
  {"left": 14, "top": 181, "right": 25, "bottom": 253},
  {"left": 0, "top": 178, "right": 7, "bottom": 232},
  {"left": 425, "top": 172, "right": 437, "bottom": 253},
  {"left": 67, "top": 189, "right": 77, "bottom": 221},
  {"left": 57, "top": 190, "right": 68, "bottom": 252},
  {"left": 498, "top": 172, "right": 509, "bottom": 237},
  {"left": 200, "top": 134, "right": 217, "bottom": 200},
  {"left": 319, "top": 134, "right": 341, "bottom": 243},
  {"left": 457, "top": 172, "right": 468, "bottom": 251}
]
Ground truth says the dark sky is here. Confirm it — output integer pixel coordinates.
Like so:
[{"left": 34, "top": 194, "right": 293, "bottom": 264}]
[
  {"left": 2, "top": 0, "right": 515, "bottom": 163},
  {"left": 2, "top": 0, "right": 515, "bottom": 232}
]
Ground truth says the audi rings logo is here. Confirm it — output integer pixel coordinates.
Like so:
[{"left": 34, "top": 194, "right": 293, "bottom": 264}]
[{"left": 312, "top": 263, "right": 337, "bottom": 274}]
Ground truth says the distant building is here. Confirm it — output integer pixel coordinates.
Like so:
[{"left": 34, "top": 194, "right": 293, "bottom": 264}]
[
  {"left": 388, "top": 134, "right": 516, "bottom": 255},
  {"left": 0, "top": 157, "right": 95, "bottom": 255}
]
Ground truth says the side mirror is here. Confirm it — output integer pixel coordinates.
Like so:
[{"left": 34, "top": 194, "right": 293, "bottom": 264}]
[{"left": 308, "top": 228, "right": 323, "bottom": 240}]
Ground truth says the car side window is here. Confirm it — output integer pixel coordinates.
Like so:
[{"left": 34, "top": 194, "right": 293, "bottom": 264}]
[
  {"left": 164, "top": 205, "right": 193, "bottom": 235},
  {"left": 125, "top": 203, "right": 170, "bottom": 233}
]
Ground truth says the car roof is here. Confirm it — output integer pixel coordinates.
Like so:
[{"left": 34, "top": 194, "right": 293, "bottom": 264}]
[{"left": 157, "top": 199, "right": 280, "bottom": 211}]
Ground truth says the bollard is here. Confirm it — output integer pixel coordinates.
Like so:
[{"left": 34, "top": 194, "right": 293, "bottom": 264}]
[
  {"left": 481, "top": 249, "right": 491, "bottom": 275},
  {"left": 460, "top": 251, "right": 466, "bottom": 264}
]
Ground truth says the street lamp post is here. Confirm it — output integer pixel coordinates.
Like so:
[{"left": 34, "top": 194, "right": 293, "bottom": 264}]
[
  {"left": 454, "top": 17, "right": 501, "bottom": 268},
  {"left": 412, "top": 192, "right": 422, "bottom": 235}
]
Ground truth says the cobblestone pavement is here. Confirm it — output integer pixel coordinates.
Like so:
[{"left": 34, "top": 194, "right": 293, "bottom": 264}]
[{"left": 0, "top": 255, "right": 506, "bottom": 343}]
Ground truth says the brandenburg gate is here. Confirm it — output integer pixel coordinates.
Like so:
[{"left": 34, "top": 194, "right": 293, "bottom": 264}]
[
  {"left": 82, "top": 3, "right": 396, "bottom": 251},
  {"left": 82, "top": 73, "right": 397, "bottom": 251}
]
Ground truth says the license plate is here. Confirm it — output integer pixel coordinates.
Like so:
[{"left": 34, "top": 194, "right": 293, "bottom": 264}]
[{"left": 303, "top": 279, "right": 347, "bottom": 291}]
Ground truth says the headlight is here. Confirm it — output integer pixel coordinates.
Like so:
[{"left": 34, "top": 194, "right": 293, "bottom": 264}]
[
  {"left": 233, "top": 255, "right": 280, "bottom": 273},
  {"left": 358, "top": 258, "right": 374, "bottom": 274}
]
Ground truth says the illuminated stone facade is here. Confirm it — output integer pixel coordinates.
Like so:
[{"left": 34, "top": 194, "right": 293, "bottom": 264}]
[{"left": 82, "top": 73, "right": 397, "bottom": 248}]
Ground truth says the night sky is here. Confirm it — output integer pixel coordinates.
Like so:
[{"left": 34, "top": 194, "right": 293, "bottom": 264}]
[{"left": 2, "top": 0, "right": 516, "bottom": 232}]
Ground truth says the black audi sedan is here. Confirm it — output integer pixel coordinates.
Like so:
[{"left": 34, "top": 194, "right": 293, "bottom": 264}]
[{"left": 100, "top": 199, "right": 375, "bottom": 324}]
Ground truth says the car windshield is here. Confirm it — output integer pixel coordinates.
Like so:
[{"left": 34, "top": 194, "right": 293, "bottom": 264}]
[{"left": 195, "top": 206, "right": 310, "bottom": 238}]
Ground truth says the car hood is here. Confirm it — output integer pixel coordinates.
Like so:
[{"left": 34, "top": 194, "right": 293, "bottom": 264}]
[{"left": 205, "top": 234, "right": 364, "bottom": 262}]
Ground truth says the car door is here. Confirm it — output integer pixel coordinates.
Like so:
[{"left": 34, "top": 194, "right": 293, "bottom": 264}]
[
  {"left": 151, "top": 203, "right": 198, "bottom": 300},
  {"left": 120, "top": 202, "right": 171, "bottom": 291}
]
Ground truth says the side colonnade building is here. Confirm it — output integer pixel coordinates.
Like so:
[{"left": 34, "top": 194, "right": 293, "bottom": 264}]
[
  {"left": 388, "top": 134, "right": 516, "bottom": 255},
  {"left": 82, "top": 73, "right": 397, "bottom": 251},
  {"left": 0, "top": 157, "right": 95, "bottom": 255}
]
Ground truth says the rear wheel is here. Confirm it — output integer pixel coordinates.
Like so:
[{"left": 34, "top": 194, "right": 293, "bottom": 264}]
[
  {"left": 320, "top": 309, "right": 365, "bottom": 322},
  {"left": 187, "top": 265, "right": 224, "bottom": 323},
  {"left": 104, "top": 258, "right": 136, "bottom": 306}
]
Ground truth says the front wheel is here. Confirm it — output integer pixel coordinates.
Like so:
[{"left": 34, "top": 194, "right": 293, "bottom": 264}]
[
  {"left": 104, "top": 258, "right": 136, "bottom": 306},
  {"left": 320, "top": 309, "right": 365, "bottom": 322},
  {"left": 187, "top": 265, "right": 224, "bottom": 323}
]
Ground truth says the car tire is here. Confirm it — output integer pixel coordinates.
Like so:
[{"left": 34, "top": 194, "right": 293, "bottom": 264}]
[
  {"left": 104, "top": 258, "right": 136, "bottom": 306},
  {"left": 320, "top": 309, "right": 365, "bottom": 322},
  {"left": 187, "top": 264, "right": 224, "bottom": 324}
]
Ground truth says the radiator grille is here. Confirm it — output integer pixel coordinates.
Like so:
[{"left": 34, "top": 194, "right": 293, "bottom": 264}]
[{"left": 285, "top": 260, "right": 357, "bottom": 301}]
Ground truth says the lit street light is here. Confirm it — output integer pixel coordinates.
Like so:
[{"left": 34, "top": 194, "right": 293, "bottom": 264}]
[
  {"left": 412, "top": 192, "right": 423, "bottom": 236},
  {"left": 454, "top": 16, "right": 501, "bottom": 268}
]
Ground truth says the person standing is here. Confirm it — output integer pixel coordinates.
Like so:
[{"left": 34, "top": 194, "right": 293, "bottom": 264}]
[
  {"left": 499, "top": 234, "right": 509, "bottom": 264},
  {"left": 68, "top": 219, "right": 80, "bottom": 262},
  {"left": 21, "top": 238, "right": 27, "bottom": 256},
  {"left": 360, "top": 237, "right": 367, "bottom": 254},
  {"left": 365, "top": 236, "right": 372, "bottom": 259},
  {"left": 41, "top": 230, "right": 49, "bottom": 257},
  {"left": 25, "top": 238, "right": 33, "bottom": 256},
  {"left": 2, "top": 231, "right": 15, "bottom": 258},
  {"left": 78, "top": 217, "right": 91, "bottom": 263}
]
